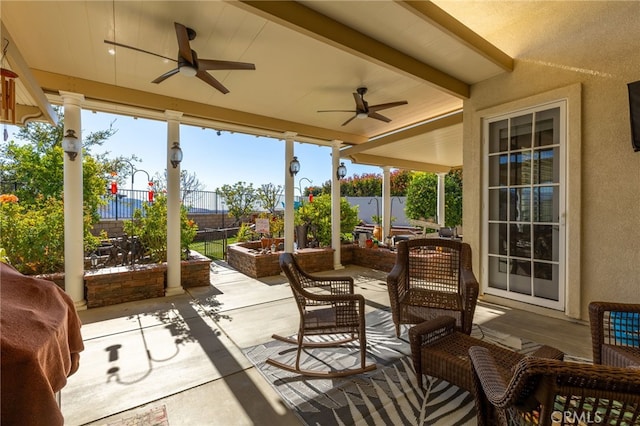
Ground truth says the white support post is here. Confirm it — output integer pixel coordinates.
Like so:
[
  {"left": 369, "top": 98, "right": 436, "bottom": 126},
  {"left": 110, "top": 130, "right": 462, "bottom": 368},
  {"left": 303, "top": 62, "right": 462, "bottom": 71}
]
[
  {"left": 382, "top": 166, "right": 392, "bottom": 244},
  {"left": 437, "top": 172, "right": 446, "bottom": 227},
  {"left": 331, "top": 140, "right": 344, "bottom": 269},
  {"left": 165, "top": 110, "right": 184, "bottom": 297},
  {"left": 61, "top": 91, "right": 87, "bottom": 310},
  {"left": 284, "top": 132, "right": 297, "bottom": 253}
]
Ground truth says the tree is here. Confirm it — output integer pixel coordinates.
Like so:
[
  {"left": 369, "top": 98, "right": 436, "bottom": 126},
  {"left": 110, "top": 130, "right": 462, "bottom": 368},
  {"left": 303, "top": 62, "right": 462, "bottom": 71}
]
[
  {"left": 0, "top": 108, "right": 117, "bottom": 273},
  {"left": 152, "top": 169, "right": 206, "bottom": 204},
  {"left": 217, "top": 181, "right": 257, "bottom": 225},
  {"left": 405, "top": 170, "right": 463, "bottom": 227},
  {"left": 256, "top": 183, "right": 283, "bottom": 214},
  {"left": 316, "top": 170, "right": 413, "bottom": 197},
  {"left": 0, "top": 109, "right": 116, "bottom": 221}
]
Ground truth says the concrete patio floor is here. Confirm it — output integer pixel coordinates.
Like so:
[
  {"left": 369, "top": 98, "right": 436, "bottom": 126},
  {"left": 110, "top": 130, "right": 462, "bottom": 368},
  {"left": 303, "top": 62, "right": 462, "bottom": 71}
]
[{"left": 61, "top": 260, "right": 592, "bottom": 426}]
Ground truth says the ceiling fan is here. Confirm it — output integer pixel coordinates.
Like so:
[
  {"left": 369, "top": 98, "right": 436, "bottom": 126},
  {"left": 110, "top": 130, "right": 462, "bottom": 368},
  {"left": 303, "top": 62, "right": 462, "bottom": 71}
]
[
  {"left": 317, "top": 87, "right": 408, "bottom": 126},
  {"left": 104, "top": 22, "right": 255, "bottom": 94}
]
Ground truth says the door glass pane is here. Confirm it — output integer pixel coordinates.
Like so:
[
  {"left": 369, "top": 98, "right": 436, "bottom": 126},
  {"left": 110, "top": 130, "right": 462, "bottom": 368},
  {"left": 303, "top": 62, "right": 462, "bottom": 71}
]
[
  {"left": 533, "top": 225, "right": 556, "bottom": 261},
  {"left": 534, "top": 263, "right": 559, "bottom": 300},
  {"left": 488, "top": 257, "right": 508, "bottom": 290},
  {"left": 510, "top": 224, "right": 531, "bottom": 258},
  {"left": 509, "top": 151, "right": 532, "bottom": 186},
  {"left": 489, "top": 119, "right": 509, "bottom": 153},
  {"left": 510, "top": 114, "right": 532, "bottom": 149},
  {"left": 510, "top": 188, "right": 531, "bottom": 222},
  {"left": 534, "top": 186, "right": 559, "bottom": 222},
  {"left": 535, "top": 107, "right": 559, "bottom": 147},
  {"left": 509, "top": 259, "right": 531, "bottom": 294},
  {"left": 534, "top": 148, "right": 559, "bottom": 184},
  {"left": 489, "top": 155, "right": 509, "bottom": 187},
  {"left": 489, "top": 188, "right": 507, "bottom": 221},
  {"left": 489, "top": 223, "right": 507, "bottom": 255}
]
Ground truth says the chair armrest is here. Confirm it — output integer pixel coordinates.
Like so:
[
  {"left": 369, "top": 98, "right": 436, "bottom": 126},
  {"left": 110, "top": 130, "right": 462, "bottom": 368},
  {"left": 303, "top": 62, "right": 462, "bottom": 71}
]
[
  {"left": 303, "top": 272, "right": 355, "bottom": 295},
  {"left": 468, "top": 346, "right": 510, "bottom": 407},
  {"left": 589, "top": 301, "right": 640, "bottom": 365},
  {"left": 298, "top": 285, "right": 363, "bottom": 304},
  {"left": 460, "top": 268, "right": 480, "bottom": 334},
  {"left": 387, "top": 262, "right": 407, "bottom": 313},
  {"left": 530, "top": 345, "right": 564, "bottom": 361}
]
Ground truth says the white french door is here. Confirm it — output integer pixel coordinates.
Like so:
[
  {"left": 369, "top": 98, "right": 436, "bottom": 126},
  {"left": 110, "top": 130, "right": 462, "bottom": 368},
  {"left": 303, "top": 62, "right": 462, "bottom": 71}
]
[{"left": 483, "top": 102, "right": 566, "bottom": 310}]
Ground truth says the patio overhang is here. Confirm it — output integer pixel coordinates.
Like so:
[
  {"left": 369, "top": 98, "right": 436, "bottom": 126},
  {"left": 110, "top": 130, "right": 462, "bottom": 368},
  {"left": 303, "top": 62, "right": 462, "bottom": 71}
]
[{"left": 0, "top": 0, "right": 512, "bottom": 171}]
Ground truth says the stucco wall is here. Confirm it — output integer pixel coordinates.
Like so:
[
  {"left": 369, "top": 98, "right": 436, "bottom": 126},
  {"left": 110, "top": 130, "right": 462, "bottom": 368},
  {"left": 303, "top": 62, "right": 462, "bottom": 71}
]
[{"left": 464, "top": 41, "right": 640, "bottom": 320}]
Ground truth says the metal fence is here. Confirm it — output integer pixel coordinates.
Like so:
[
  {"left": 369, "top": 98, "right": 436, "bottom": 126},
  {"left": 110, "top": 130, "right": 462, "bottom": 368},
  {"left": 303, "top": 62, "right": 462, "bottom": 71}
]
[
  {"left": 192, "top": 227, "right": 240, "bottom": 260},
  {"left": 97, "top": 189, "right": 298, "bottom": 220},
  {"left": 98, "top": 189, "right": 224, "bottom": 220}
]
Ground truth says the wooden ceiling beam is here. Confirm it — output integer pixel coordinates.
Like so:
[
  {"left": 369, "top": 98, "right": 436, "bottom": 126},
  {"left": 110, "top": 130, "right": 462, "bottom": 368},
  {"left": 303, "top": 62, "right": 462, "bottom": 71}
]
[{"left": 237, "top": 0, "right": 470, "bottom": 98}]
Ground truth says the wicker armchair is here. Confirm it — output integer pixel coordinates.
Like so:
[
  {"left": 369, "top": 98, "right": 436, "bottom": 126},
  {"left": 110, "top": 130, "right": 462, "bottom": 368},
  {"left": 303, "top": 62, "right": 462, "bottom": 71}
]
[
  {"left": 469, "top": 346, "right": 640, "bottom": 426},
  {"left": 266, "top": 252, "right": 376, "bottom": 377},
  {"left": 589, "top": 301, "right": 640, "bottom": 368},
  {"left": 387, "top": 238, "right": 479, "bottom": 336}
]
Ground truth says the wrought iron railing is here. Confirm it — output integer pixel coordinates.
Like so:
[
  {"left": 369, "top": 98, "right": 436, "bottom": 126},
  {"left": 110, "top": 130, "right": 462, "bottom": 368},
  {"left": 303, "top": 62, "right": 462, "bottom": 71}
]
[{"left": 98, "top": 189, "right": 225, "bottom": 220}]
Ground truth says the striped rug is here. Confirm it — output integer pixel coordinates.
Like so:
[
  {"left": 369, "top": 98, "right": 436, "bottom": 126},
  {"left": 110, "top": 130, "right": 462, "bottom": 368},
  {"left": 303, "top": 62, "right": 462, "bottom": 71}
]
[{"left": 243, "top": 309, "right": 557, "bottom": 426}]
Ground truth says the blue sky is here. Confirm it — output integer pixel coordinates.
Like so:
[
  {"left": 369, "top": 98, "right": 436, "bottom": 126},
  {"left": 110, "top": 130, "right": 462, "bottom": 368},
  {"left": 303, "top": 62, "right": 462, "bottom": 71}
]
[{"left": 6, "top": 110, "right": 382, "bottom": 192}]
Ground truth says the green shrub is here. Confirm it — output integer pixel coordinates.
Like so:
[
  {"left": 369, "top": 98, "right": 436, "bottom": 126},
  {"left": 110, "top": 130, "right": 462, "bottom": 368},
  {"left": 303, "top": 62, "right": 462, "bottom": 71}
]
[
  {"left": 0, "top": 194, "right": 100, "bottom": 274},
  {"left": 123, "top": 195, "right": 197, "bottom": 262},
  {"left": 294, "top": 194, "right": 359, "bottom": 246}
]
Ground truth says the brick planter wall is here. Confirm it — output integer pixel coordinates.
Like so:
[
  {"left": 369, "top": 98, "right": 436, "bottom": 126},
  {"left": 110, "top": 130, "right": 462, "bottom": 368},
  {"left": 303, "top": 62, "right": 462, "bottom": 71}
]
[
  {"left": 83, "top": 251, "right": 211, "bottom": 308},
  {"left": 181, "top": 251, "right": 212, "bottom": 288},
  {"left": 85, "top": 264, "right": 166, "bottom": 308},
  {"left": 227, "top": 242, "right": 335, "bottom": 278},
  {"left": 346, "top": 244, "right": 397, "bottom": 273}
]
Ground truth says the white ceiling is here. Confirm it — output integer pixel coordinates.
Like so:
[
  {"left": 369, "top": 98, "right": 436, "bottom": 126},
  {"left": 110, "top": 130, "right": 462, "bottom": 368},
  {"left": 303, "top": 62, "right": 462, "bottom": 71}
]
[{"left": 3, "top": 1, "right": 634, "bottom": 172}]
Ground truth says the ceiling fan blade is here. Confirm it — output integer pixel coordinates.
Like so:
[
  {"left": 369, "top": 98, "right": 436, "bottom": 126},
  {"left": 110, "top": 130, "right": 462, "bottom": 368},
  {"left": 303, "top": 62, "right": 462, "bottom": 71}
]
[
  {"left": 151, "top": 67, "right": 180, "bottom": 84},
  {"left": 174, "top": 22, "right": 194, "bottom": 64},
  {"left": 368, "top": 112, "right": 392, "bottom": 123},
  {"left": 104, "top": 40, "right": 176, "bottom": 62},
  {"left": 197, "top": 59, "right": 255, "bottom": 71},
  {"left": 368, "top": 100, "right": 408, "bottom": 112},
  {"left": 341, "top": 115, "right": 358, "bottom": 126},
  {"left": 317, "top": 109, "right": 357, "bottom": 113},
  {"left": 353, "top": 92, "right": 366, "bottom": 111},
  {"left": 196, "top": 70, "right": 229, "bottom": 94}
]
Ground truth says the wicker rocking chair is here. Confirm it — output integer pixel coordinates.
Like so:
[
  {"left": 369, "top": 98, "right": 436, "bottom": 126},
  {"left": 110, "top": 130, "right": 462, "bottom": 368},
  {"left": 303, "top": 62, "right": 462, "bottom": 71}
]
[
  {"left": 387, "top": 238, "right": 479, "bottom": 337},
  {"left": 266, "top": 252, "right": 376, "bottom": 377}
]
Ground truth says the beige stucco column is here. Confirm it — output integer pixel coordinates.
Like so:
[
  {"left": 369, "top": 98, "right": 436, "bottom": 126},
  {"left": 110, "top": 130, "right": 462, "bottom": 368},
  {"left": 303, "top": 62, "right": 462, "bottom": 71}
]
[
  {"left": 165, "top": 110, "right": 184, "bottom": 297},
  {"left": 381, "top": 166, "right": 392, "bottom": 243},
  {"left": 283, "top": 132, "right": 297, "bottom": 252},
  {"left": 61, "top": 91, "right": 87, "bottom": 310},
  {"left": 437, "top": 172, "right": 446, "bottom": 226},
  {"left": 331, "top": 140, "right": 344, "bottom": 269}
]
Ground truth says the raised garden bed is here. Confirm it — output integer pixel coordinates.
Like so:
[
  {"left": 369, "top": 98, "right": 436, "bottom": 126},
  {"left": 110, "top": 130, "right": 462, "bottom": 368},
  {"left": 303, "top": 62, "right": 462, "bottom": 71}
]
[
  {"left": 83, "top": 250, "right": 211, "bottom": 308},
  {"left": 227, "top": 241, "right": 397, "bottom": 278}
]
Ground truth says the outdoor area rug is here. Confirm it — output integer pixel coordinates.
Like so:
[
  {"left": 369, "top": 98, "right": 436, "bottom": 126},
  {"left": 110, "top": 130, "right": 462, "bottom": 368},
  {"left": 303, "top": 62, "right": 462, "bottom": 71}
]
[{"left": 243, "top": 309, "right": 563, "bottom": 426}]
